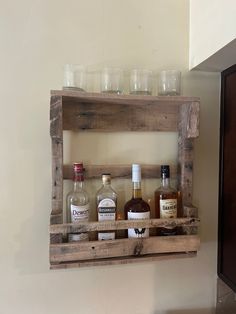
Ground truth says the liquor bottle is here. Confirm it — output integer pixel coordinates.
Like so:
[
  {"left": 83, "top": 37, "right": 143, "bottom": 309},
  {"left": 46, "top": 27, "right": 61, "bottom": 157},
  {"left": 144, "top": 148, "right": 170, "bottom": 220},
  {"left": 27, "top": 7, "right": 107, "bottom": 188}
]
[
  {"left": 154, "top": 165, "right": 180, "bottom": 236},
  {"left": 124, "top": 164, "right": 150, "bottom": 238},
  {"left": 96, "top": 173, "right": 117, "bottom": 241},
  {"left": 66, "top": 162, "right": 90, "bottom": 242}
]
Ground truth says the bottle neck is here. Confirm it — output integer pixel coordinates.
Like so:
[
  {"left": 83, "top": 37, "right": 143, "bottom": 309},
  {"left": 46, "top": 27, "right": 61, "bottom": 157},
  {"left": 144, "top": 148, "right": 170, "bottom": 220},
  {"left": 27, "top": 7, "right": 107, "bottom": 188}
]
[
  {"left": 73, "top": 173, "right": 84, "bottom": 190},
  {"left": 161, "top": 177, "right": 170, "bottom": 188},
  {"left": 132, "top": 181, "right": 142, "bottom": 199}
]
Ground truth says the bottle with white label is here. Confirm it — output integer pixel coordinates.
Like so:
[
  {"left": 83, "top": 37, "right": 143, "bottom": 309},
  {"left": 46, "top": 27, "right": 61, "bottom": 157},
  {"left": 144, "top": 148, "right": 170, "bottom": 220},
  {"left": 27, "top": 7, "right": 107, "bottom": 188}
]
[
  {"left": 155, "top": 165, "right": 180, "bottom": 236},
  {"left": 66, "top": 162, "right": 90, "bottom": 242},
  {"left": 124, "top": 164, "right": 150, "bottom": 238},
  {"left": 96, "top": 174, "right": 117, "bottom": 241}
]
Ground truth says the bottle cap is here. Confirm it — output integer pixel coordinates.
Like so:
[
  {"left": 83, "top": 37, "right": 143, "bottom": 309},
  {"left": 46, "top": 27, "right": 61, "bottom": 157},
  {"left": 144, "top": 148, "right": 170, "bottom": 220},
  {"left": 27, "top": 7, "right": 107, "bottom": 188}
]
[
  {"left": 102, "top": 173, "right": 111, "bottom": 184},
  {"left": 73, "top": 162, "right": 83, "bottom": 173},
  {"left": 161, "top": 165, "right": 170, "bottom": 178},
  {"left": 132, "top": 164, "right": 141, "bottom": 182}
]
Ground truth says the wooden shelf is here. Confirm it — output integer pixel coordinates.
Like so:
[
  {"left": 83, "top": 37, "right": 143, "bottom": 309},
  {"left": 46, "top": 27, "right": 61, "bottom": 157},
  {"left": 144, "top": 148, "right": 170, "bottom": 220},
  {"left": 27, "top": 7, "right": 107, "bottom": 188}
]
[{"left": 49, "top": 90, "right": 200, "bottom": 269}]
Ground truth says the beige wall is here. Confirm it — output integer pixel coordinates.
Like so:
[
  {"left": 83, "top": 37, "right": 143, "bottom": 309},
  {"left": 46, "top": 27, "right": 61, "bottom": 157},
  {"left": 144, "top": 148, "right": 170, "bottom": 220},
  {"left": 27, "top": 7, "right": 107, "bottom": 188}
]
[
  {"left": 0, "top": 1, "right": 220, "bottom": 313},
  {"left": 189, "top": 0, "right": 236, "bottom": 69}
]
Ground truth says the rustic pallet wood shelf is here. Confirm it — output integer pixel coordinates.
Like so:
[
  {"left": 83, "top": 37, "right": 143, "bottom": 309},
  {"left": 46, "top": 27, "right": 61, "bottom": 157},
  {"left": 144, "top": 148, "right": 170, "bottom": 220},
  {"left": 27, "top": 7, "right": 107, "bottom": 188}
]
[{"left": 49, "top": 90, "right": 200, "bottom": 269}]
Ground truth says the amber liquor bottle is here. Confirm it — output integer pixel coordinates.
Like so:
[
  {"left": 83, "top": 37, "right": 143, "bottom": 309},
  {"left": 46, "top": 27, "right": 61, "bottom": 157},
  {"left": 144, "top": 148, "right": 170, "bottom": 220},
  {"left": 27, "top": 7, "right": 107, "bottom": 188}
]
[
  {"left": 155, "top": 165, "right": 180, "bottom": 236},
  {"left": 125, "top": 164, "right": 150, "bottom": 238},
  {"left": 66, "top": 162, "right": 90, "bottom": 242},
  {"left": 96, "top": 174, "right": 117, "bottom": 240}
]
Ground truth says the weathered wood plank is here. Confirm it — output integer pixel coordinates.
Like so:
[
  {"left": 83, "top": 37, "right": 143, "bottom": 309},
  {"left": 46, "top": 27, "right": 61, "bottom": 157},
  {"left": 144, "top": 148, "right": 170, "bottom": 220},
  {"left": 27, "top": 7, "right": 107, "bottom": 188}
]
[
  {"left": 50, "top": 95, "right": 63, "bottom": 244},
  {"left": 50, "top": 235, "right": 200, "bottom": 263},
  {"left": 177, "top": 102, "right": 199, "bottom": 205},
  {"left": 178, "top": 102, "right": 200, "bottom": 139},
  {"left": 62, "top": 97, "right": 179, "bottom": 132},
  {"left": 182, "top": 205, "right": 198, "bottom": 235},
  {"left": 50, "top": 95, "right": 63, "bottom": 216},
  {"left": 50, "top": 218, "right": 199, "bottom": 234},
  {"left": 51, "top": 90, "right": 200, "bottom": 104},
  {"left": 50, "top": 251, "right": 197, "bottom": 269},
  {"left": 63, "top": 164, "right": 177, "bottom": 180}
]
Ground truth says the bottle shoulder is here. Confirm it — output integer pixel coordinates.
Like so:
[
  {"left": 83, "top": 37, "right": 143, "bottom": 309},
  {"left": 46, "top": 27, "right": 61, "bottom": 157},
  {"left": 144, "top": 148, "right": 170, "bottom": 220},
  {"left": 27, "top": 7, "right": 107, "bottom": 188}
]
[
  {"left": 155, "top": 185, "right": 177, "bottom": 195},
  {"left": 67, "top": 189, "right": 89, "bottom": 205},
  {"left": 124, "top": 197, "right": 150, "bottom": 213},
  {"left": 96, "top": 185, "right": 117, "bottom": 201}
]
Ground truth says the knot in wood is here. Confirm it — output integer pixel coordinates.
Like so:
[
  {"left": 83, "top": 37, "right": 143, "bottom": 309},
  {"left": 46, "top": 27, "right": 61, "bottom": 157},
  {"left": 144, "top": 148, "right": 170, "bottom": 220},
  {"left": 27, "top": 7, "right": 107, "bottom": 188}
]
[{"left": 134, "top": 241, "right": 143, "bottom": 256}]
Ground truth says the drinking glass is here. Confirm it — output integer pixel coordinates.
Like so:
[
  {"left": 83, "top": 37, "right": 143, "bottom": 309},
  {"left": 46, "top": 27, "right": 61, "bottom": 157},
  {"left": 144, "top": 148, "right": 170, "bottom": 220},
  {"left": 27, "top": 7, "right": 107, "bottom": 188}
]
[
  {"left": 63, "top": 64, "right": 87, "bottom": 91},
  {"left": 158, "top": 70, "right": 181, "bottom": 96},
  {"left": 129, "top": 69, "right": 152, "bottom": 95},
  {"left": 101, "top": 67, "right": 124, "bottom": 94}
]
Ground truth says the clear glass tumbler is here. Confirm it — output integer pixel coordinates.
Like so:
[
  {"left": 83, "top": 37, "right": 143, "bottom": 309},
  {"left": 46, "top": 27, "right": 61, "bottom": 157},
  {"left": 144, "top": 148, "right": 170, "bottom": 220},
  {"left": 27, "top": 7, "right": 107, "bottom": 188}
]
[
  {"left": 101, "top": 67, "right": 124, "bottom": 94},
  {"left": 63, "top": 64, "right": 87, "bottom": 91},
  {"left": 129, "top": 69, "right": 152, "bottom": 95},
  {"left": 158, "top": 70, "right": 181, "bottom": 96}
]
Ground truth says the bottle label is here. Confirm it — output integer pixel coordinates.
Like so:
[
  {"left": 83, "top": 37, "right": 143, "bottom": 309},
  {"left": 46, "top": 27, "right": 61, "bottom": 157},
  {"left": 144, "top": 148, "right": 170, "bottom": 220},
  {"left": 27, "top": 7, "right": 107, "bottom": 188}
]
[
  {"left": 98, "top": 198, "right": 116, "bottom": 221},
  {"left": 98, "top": 198, "right": 116, "bottom": 240},
  {"left": 71, "top": 204, "right": 89, "bottom": 223},
  {"left": 127, "top": 211, "right": 150, "bottom": 238},
  {"left": 160, "top": 199, "right": 177, "bottom": 219}
]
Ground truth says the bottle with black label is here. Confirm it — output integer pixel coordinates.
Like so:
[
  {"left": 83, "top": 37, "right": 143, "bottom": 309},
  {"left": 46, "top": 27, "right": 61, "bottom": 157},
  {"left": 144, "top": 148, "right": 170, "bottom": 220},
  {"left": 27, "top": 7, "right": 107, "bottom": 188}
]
[
  {"left": 66, "top": 162, "right": 90, "bottom": 242},
  {"left": 124, "top": 164, "right": 150, "bottom": 238},
  {"left": 96, "top": 174, "right": 117, "bottom": 240},
  {"left": 155, "top": 165, "right": 180, "bottom": 236}
]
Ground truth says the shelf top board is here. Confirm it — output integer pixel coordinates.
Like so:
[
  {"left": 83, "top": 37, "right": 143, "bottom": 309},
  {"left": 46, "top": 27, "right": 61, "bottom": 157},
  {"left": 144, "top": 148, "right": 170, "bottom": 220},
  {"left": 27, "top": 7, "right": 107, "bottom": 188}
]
[{"left": 51, "top": 90, "right": 200, "bottom": 105}]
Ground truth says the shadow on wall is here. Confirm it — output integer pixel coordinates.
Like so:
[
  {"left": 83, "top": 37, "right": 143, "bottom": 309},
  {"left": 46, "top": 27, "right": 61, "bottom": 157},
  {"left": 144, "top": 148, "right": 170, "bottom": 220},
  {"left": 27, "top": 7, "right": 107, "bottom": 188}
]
[{"left": 154, "top": 309, "right": 215, "bottom": 314}]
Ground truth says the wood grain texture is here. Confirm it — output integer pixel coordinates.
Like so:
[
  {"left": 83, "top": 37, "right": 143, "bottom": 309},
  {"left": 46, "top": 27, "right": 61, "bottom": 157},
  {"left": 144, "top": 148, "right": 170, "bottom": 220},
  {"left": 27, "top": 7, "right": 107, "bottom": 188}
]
[
  {"left": 50, "top": 251, "right": 197, "bottom": 269},
  {"left": 182, "top": 205, "right": 198, "bottom": 235},
  {"left": 50, "top": 90, "right": 199, "bottom": 133},
  {"left": 63, "top": 164, "right": 177, "bottom": 180},
  {"left": 178, "top": 103, "right": 199, "bottom": 205},
  {"left": 62, "top": 98, "right": 179, "bottom": 132},
  {"left": 50, "top": 95, "right": 63, "bottom": 244},
  {"left": 50, "top": 218, "right": 200, "bottom": 234},
  {"left": 51, "top": 90, "right": 200, "bottom": 104},
  {"left": 50, "top": 235, "right": 200, "bottom": 263}
]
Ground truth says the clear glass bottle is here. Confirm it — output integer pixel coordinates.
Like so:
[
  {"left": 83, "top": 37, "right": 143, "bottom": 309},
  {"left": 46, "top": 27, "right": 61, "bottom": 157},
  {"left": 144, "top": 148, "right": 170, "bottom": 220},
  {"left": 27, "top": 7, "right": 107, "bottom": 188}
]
[
  {"left": 96, "top": 173, "right": 117, "bottom": 240},
  {"left": 154, "top": 165, "right": 180, "bottom": 236},
  {"left": 66, "top": 162, "right": 90, "bottom": 242},
  {"left": 124, "top": 164, "right": 150, "bottom": 238}
]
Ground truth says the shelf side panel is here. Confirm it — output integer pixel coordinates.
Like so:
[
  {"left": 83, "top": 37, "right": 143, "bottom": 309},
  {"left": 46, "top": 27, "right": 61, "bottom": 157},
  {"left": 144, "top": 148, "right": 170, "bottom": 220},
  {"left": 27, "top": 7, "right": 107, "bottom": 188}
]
[
  {"left": 50, "top": 95, "right": 63, "bottom": 244},
  {"left": 178, "top": 102, "right": 199, "bottom": 234}
]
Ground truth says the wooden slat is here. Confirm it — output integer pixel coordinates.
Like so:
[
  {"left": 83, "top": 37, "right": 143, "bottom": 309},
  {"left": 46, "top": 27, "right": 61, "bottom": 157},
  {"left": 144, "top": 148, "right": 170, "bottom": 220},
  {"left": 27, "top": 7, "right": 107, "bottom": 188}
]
[
  {"left": 50, "top": 218, "right": 199, "bottom": 234},
  {"left": 50, "top": 95, "right": 63, "bottom": 244},
  {"left": 63, "top": 164, "right": 177, "bottom": 180},
  {"left": 50, "top": 235, "right": 200, "bottom": 263},
  {"left": 177, "top": 102, "right": 199, "bottom": 205},
  {"left": 51, "top": 90, "right": 200, "bottom": 103},
  {"left": 62, "top": 98, "right": 179, "bottom": 132},
  {"left": 50, "top": 251, "right": 197, "bottom": 269}
]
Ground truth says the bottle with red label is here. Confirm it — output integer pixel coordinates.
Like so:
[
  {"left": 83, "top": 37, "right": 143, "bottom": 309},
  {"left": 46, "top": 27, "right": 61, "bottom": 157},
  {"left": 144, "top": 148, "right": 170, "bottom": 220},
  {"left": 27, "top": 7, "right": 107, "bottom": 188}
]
[
  {"left": 66, "top": 162, "right": 90, "bottom": 242},
  {"left": 96, "top": 174, "right": 117, "bottom": 241}
]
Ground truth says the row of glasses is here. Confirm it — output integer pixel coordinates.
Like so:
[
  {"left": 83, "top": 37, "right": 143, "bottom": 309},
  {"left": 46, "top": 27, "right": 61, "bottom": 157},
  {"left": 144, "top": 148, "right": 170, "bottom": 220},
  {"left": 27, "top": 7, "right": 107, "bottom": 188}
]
[{"left": 63, "top": 65, "right": 181, "bottom": 96}]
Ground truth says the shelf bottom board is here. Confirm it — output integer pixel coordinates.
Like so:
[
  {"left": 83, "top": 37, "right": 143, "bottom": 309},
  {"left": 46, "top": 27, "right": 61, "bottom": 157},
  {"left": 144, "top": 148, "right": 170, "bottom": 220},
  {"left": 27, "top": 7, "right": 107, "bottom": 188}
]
[{"left": 50, "top": 251, "right": 197, "bottom": 269}]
